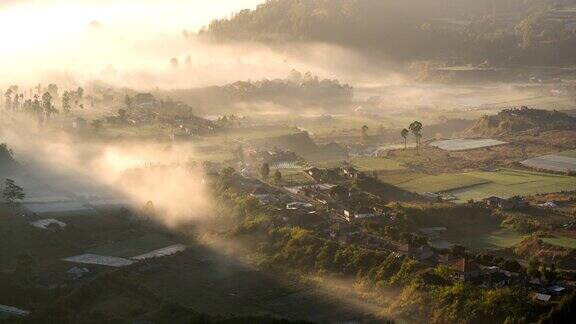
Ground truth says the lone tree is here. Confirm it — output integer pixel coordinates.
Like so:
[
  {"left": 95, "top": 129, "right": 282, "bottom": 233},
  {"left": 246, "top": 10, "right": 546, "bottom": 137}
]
[
  {"left": 401, "top": 128, "right": 409, "bottom": 151},
  {"left": 3, "top": 179, "right": 25, "bottom": 207},
  {"left": 91, "top": 119, "right": 103, "bottom": 133},
  {"left": 409, "top": 121, "right": 423, "bottom": 155},
  {"left": 118, "top": 109, "right": 127, "bottom": 123},
  {"left": 274, "top": 169, "right": 282, "bottom": 185},
  {"left": 260, "top": 163, "right": 270, "bottom": 182},
  {"left": 62, "top": 91, "right": 72, "bottom": 115},
  {"left": 124, "top": 95, "right": 133, "bottom": 111},
  {"left": 361, "top": 125, "right": 369, "bottom": 146}
]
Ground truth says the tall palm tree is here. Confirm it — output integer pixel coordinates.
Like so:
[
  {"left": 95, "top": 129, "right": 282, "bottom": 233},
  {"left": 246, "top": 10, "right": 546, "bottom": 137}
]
[
  {"left": 409, "top": 121, "right": 423, "bottom": 155},
  {"left": 361, "top": 125, "right": 369, "bottom": 146},
  {"left": 401, "top": 128, "right": 409, "bottom": 151}
]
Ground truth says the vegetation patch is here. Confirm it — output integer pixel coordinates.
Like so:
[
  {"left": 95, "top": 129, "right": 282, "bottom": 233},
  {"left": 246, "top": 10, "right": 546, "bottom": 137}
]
[
  {"left": 351, "top": 157, "right": 406, "bottom": 172},
  {"left": 542, "top": 236, "right": 576, "bottom": 249}
]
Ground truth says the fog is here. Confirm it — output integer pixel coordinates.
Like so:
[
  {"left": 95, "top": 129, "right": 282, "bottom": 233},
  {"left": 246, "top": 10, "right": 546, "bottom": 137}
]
[
  {"left": 0, "top": 114, "right": 212, "bottom": 226},
  {"left": 0, "top": 0, "right": 406, "bottom": 91}
]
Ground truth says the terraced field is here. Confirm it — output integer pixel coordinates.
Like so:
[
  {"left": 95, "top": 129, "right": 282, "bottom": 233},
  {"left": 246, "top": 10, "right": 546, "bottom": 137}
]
[
  {"left": 543, "top": 236, "right": 576, "bottom": 249},
  {"left": 351, "top": 157, "right": 406, "bottom": 172},
  {"left": 449, "top": 229, "right": 527, "bottom": 251},
  {"left": 273, "top": 168, "right": 316, "bottom": 186},
  {"left": 394, "top": 169, "right": 576, "bottom": 202}
]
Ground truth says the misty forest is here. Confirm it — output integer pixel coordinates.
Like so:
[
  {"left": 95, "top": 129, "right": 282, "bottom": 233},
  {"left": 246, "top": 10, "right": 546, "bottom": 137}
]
[{"left": 2, "top": 0, "right": 576, "bottom": 323}]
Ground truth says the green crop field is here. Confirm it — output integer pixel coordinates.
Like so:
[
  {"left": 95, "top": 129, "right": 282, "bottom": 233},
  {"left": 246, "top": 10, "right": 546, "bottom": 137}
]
[
  {"left": 351, "top": 157, "right": 406, "bottom": 171},
  {"left": 451, "top": 229, "right": 527, "bottom": 251},
  {"left": 559, "top": 150, "right": 576, "bottom": 158},
  {"left": 543, "top": 236, "right": 576, "bottom": 249},
  {"left": 393, "top": 169, "right": 576, "bottom": 202},
  {"left": 395, "top": 174, "right": 490, "bottom": 193},
  {"left": 87, "top": 233, "right": 176, "bottom": 258},
  {"left": 293, "top": 115, "right": 392, "bottom": 135},
  {"left": 273, "top": 168, "right": 316, "bottom": 186}
]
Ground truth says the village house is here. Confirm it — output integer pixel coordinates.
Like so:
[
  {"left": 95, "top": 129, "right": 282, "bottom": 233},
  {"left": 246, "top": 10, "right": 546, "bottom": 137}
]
[
  {"left": 480, "top": 266, "right": 511, "bottom": 288},
  {"left": 133, "top": 93, "right": 156, "bottom": 108},
  {"left": 449, "top": 258, "right": 481, "bottom": 282},
  {"left": 305, "top": 167, "right": 323, "bottom": 182},
  {"left": 72, "top": 117, "right": 87, "bottom": 130},
  {"left": 398, "top": 244, "right": 435, "bottom": 261},
  {"left": 250, "top": 186, "right": 276, "bottom": 205},
  {"left": 483, "top": 196, "right": 529, "bottom": 210},
  {"left": 343, "top": 206, "right": 378, "bottom": 222}
]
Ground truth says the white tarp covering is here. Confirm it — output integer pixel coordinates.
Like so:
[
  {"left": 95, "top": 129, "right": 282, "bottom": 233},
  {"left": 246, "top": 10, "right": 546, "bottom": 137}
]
[
  {"left": 430, "top": 139, "right": 507, "bottom": 151},
  {"left": 63, "top": 254, "right": 134, "bottom": 267},
  {"left": 30, "top": 218, "right": 67, "bottom": 230},
  {"left": 0, "top": 304, "right": 29, "bottom": 317},
  {"left": 521, "top": 154, "right": 576, "bottom": 173},
  {"left": 132, "top": 244, "right": 187, "bottom": 260}
]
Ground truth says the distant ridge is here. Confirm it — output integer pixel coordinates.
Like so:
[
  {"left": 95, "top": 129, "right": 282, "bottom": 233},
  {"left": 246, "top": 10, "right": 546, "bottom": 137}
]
[{"left": 465, "top": 107, "right": 576, "bottom": 137}]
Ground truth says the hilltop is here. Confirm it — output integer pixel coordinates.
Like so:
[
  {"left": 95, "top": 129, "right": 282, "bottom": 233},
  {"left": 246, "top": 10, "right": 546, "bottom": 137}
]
[
  {"left": 202, "top": 0, "right": 576, "bottom": 66},
  {"left": 465, "top": 107, "right": 576, "bottom": 137},
  {"left": 166, "top": 71, "right": 353, "bottom": 113}
]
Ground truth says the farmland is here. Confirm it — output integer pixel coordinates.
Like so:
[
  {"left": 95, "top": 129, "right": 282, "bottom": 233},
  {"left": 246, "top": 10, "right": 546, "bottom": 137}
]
[
  {"left": 351, "top": 157, "right": 406, "bottom": 172},
  {"left": 448, "top": 229, "right": 527, "bottom": 251},
  {"left": 542, "top": 236, "right": 576, "bottom": 249},
  {"left": 392, "top": 169, "right": 576, "bottom": 202},
  {"left": 274, "top": 168, "right": 316, "bottom": 186}
]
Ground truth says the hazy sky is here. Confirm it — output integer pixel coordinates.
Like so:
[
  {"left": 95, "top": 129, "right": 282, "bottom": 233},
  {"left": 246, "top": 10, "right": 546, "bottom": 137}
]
[
  {"left": 0, "top": 0, "right": 264, "bottom": 47},
  {"left": 0, "top": 0, "right": 395, "bottom": 90},
  {"left": 0, "top": 0, "right": 269, "bottom": 87}
]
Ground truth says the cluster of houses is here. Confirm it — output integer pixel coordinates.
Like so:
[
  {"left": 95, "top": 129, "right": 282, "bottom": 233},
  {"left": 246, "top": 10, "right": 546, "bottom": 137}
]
[
  {"left": 305, "top": 165, "right": 367, "bottom": 183},
  {"left": 483, "top": 196, "right": 530, "bottom": 210},
  {"left": 225, "top": 165, "right": 575, "bottom": 304}
]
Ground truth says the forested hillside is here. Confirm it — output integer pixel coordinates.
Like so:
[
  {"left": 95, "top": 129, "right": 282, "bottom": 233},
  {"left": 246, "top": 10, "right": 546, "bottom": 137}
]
[{"left": 202, "top": 0, "right": 576, "bottom": 66}]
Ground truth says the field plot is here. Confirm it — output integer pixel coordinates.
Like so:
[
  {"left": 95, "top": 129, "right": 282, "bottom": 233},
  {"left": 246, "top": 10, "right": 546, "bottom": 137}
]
[
  {"left": 87, "top": 233, "right": 177, "bottom": 259},
  {"left": 542, "top": 236, "right": 576, "bottom": 249},
  {"left": 521, "top": 152, "right": 576, "bottom": 173},
  {"left": 351, "top": 157, "right": 406, "bottom": 171},
  {"left": 394, "top": 169, "right": 576, "bottom": 202},
  {"left": 448, "top": 229, "right": 526, "bottom": 251},
  {"left": 311, "top": 160, "right": 346, "bottom": 168},
  {"left": 23, "top": 201, "right": 93, "bottom": 215},
  {"left": 273, "top": 168, "right": 316, "bottom": 186},
  {"left": 429, "top": 138, "right": 507, "bottom": 151},
  {"left": 397, "top": 173, "right": 490, "bottom": 193},
  {"left": 558, "top": 150, "right": 576, "bottom": 158},
  {"left": 138, "top": 246, "right": 373, "bottom": 322}
]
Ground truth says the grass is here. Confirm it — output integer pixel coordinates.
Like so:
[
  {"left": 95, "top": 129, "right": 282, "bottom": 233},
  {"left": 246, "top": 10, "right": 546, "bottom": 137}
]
[
  {"left": 393, "top": 168, "right": 576, "bottom": 202},
  {"left": 217, "top": 127, "right": 299, "bottom": 142},
  {"left": 292, "top": 115, "right": 391, "bottom": 135},
  {"left": 452, "top": 229, "right": 527, "bottom": 251},
  {"left": 87, "top": 233, "right": 176, "bottom": 258},
  {"left": 274, "top": 169, "right": 316, "bottom": 186},
  {"left": 396, "top": 174, "right": 490, "bottom": 193},
  {"left": 542, "top": 236, "right": 576, "bottom": 249},
  {"left": 351, "top": 157, "right": 406, "bottom": 171},
  {"left": 558, "top": 150, "right": 576, "bottom": 158}
]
